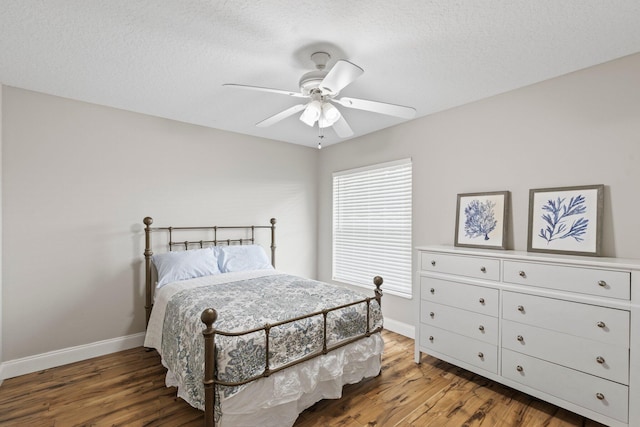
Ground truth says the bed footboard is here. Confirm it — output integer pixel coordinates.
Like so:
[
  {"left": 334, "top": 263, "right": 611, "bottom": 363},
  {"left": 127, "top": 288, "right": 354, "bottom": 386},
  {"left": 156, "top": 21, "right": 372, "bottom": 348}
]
[
  {"left": 201, "top": 308, "right": 218, "bottom": 427},
  {"left": 199, "top": 276, "right": 383, "bottom": 427}
]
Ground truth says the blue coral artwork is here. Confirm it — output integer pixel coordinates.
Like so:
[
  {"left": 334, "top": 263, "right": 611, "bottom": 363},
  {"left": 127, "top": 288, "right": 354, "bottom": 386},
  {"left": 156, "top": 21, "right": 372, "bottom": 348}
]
[
  {"left": 538, "top": 195, "right": 588, "bottom": 243},
  {"left": 464, "top": 199, "right": 497, "bottom": 241},
  {"left": 528, "top": 185, "right": 603, "bottom": 256},
  {"left": 455, "top": 191, "right": 508, "bottom": 249}
]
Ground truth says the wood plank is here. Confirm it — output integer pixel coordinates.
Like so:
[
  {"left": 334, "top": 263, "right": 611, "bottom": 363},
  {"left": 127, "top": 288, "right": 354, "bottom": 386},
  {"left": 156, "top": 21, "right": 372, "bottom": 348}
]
[{"left": 0, "top": 331, "right": 606, "bottom": 427}]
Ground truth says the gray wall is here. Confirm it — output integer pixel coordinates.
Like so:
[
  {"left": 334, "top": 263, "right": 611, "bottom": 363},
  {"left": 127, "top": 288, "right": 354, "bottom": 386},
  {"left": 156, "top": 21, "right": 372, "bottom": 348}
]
[
  {"left": 2, "top": 52, "right": 639, "bottom": 364},
  {"left": 0, "top": 85, "right": 3, "bottom": 370},
  {"left": 2, "top": 87, "right": 318, "bottom": 361},
  {"left": 317, "top": 53, "right": 640, "bottom": 328}
]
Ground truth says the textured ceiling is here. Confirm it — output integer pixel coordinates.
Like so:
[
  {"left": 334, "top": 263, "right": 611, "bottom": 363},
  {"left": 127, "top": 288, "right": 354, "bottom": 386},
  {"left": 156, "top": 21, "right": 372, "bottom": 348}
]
[{"left": 1, "top": 1, "right": 640, "bottom": 148}]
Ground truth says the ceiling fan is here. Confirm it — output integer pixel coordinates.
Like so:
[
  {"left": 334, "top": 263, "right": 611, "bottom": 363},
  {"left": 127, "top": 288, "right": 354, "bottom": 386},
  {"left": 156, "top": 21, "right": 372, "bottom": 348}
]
[{"left": 223, "top": 52, "right": 416, "bottom": 139}]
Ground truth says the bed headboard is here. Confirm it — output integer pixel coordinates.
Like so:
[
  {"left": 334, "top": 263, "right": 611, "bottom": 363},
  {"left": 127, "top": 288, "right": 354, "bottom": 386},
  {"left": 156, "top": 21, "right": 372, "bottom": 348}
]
[{"left": 143, "top": 216, "right": 277, "bottom": 326}]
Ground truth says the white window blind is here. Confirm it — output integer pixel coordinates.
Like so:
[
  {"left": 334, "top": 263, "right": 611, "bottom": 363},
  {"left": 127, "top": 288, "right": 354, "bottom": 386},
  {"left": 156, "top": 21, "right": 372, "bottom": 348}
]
[{"left": 332, "top": 158, "right": 412, "bottom": 298}]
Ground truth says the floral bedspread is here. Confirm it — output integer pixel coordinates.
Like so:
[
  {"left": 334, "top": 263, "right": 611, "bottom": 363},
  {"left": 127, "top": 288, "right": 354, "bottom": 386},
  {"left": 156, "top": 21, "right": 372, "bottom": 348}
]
[{"left": 159, "top": 273, "right": 383, "bottom": 413}]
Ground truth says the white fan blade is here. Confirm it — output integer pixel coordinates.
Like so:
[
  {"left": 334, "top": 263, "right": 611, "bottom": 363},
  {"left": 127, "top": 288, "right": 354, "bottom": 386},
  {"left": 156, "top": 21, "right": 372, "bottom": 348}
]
[
  {"left": 256, "top": 104, "right": 307, "bottom": 127},
  {"left": 223, "top": 84, "right": 307, "bottom": 98},
  {"left": 320, "top": 60, "right": 364, "bottom": 94},
  {"left": 334, "top": 97, "right": 416, "bottom": 119},
  {"left": 332, "top": 115, "right": 354, "bottom": 138}
]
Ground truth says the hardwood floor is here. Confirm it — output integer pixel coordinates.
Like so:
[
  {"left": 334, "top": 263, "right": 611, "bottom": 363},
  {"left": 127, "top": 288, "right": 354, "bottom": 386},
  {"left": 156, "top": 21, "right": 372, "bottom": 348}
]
[{"left": 1, "top": 330, "right": 605, "bottom": 426}]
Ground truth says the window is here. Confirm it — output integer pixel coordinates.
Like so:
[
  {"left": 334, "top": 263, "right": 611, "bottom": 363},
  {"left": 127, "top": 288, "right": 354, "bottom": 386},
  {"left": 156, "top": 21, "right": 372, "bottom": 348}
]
[{"left": 332, "top": 158, "right": 412, "bottom": 298}]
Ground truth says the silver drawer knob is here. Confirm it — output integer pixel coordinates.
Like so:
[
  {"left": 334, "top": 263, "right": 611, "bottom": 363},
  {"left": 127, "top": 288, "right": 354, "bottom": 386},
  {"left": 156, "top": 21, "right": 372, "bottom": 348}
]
[
  {"left": 430, "top": 288, "right": 435, "bottom": 294},
  {"left": 596, "top": 393, "right": 605, "bottom": 400},
  {"left": 517, "top": 335, "right": 524, "bottom": 342},
  {"left": 429, "top": 312, "right": 435, "bottom": 318},
  {"left": 598, "top": 280, "right": 607, "bottom": 287},
  {"left": 479, "top": 298, "right": 485, "bottom": 304},
  {"left": 517, "top": 305, "right": 525, "bottom": 312},
  {"left": 480, "top": 266, "right": 486, "bottom": 273},
  {"left": 518, "top": 271, "right": 526, "bottom": 277},
  {"left": 429, "top": 336, "right": 434, "bottom": 341},
  {"left": 516, "top": 365, "right": 523, "bottom": 372},
  {"left": 596, "top": 321, "right": 606, "bottom": 328},
  {"left": 431, "top": 260, "right": 436, "bottom": 266},
  {"left": 478, "top": 325, "right": 485, "bottom": 331},
  {"left": 477, "top": 352, "right": 484, "bottom": 358},
  {"left": 596, "top": 356, "right": 605, "bottom": 364}
]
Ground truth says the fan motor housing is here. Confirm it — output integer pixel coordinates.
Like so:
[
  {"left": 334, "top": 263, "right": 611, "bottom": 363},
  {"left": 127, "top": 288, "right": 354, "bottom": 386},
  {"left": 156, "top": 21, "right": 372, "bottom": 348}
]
[{"left": 299, "top": 70, "right": 328, "bottom": 95}]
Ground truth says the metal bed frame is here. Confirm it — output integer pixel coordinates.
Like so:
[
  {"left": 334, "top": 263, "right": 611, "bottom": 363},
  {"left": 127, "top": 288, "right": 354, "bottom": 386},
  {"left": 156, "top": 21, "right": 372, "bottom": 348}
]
[{"left": 143, "top": 216, "right": 383, "bottom": 426}]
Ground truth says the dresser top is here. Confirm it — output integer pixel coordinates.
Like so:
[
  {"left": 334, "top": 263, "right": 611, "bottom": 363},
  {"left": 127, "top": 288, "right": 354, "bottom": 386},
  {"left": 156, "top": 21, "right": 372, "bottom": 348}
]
[{"left": 415, "top": 245, "right": 640, "bottom": 270}]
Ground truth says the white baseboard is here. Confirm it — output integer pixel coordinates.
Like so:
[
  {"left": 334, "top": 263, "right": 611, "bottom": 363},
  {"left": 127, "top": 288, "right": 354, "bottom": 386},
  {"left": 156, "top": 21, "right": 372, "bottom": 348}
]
[
  {"left": 0, "top": 321, "right": 413, "bottom": 382},
  {"left": 0, "top": 332, "right": 145, "bottom": 381},
  {"left": 383, "top": 318, "right": 415, "bottom": 339}
]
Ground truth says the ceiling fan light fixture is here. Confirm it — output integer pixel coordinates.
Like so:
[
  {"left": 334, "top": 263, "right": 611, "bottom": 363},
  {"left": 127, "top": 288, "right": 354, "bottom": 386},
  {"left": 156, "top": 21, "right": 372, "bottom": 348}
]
[
  {"left": 318, "top": 115, "right": 330, "bottom": 128},
  {"left": 299, "top": 100, "right": 322, "bottom": 126},
  {"left": 322, "top": 102, "right": 341, "bottom": 126}
]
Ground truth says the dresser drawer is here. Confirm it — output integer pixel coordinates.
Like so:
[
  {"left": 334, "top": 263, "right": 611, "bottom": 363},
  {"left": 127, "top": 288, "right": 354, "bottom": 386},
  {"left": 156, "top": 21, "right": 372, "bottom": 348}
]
[
  {"left": 421, "top": 252, "right": 500, "bottom": 281},
  {"left": 504, "top": 261, "right": 630, "bottom": 300},
  {"left": 420, "top": 325, "right": 497, "bottom": 374},
  {"left": 502, "top": 349, "right": 629, "bottom": 423},
  {"left": 421, "top": 276, "right": 499, "bottom": 316},
  {"left": 502, "top": 320, "right": 629, "bottom": 385},
  {"left": 502, "top": 291, "right": 630, "bottom": 346},
  {"left": 421, "top": 301, "right": 498, "bottom": 344}
]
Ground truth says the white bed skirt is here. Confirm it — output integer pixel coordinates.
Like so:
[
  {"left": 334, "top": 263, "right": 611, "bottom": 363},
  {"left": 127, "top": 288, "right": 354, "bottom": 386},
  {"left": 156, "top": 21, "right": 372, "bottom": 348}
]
[{"left": 165, "top": 332, "right": 384, "bottom": 427}]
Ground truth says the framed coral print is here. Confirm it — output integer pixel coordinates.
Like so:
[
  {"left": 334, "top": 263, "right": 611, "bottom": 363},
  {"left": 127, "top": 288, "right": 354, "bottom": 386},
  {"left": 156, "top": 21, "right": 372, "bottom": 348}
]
[
  {"left": 528, "top": 184, "right": 604, "bottom": 256},
  {"left": 455, "top": 191, "right": 509, "bottom": 250}
]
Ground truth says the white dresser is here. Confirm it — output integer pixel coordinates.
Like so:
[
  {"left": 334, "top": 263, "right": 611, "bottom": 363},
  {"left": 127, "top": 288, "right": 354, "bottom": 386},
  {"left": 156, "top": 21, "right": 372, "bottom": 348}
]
[{"left": 415, "top": 246, "right": 640, "bottom": 427}]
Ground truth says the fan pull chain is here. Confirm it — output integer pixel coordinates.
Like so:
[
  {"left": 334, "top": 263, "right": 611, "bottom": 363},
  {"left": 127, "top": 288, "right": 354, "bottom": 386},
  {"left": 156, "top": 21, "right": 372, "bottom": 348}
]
[{"left": 317, "top": 124, "right": 324, "bottom": 149}]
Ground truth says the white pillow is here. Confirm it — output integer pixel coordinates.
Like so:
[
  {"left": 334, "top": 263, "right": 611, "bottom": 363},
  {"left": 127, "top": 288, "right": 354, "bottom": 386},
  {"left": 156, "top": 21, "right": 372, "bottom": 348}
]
[
  {"left": 152, "top": 247, "right": 220, "bottom": 289},
  {"left": 217, "top": 244, "right": 273, "bottom": 273}
]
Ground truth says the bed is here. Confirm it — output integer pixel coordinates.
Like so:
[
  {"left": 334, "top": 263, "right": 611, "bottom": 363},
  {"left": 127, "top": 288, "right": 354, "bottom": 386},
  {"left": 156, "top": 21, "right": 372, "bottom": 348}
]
[{"left": 141, "top": 217, "right": 384, "bottom": 427}]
